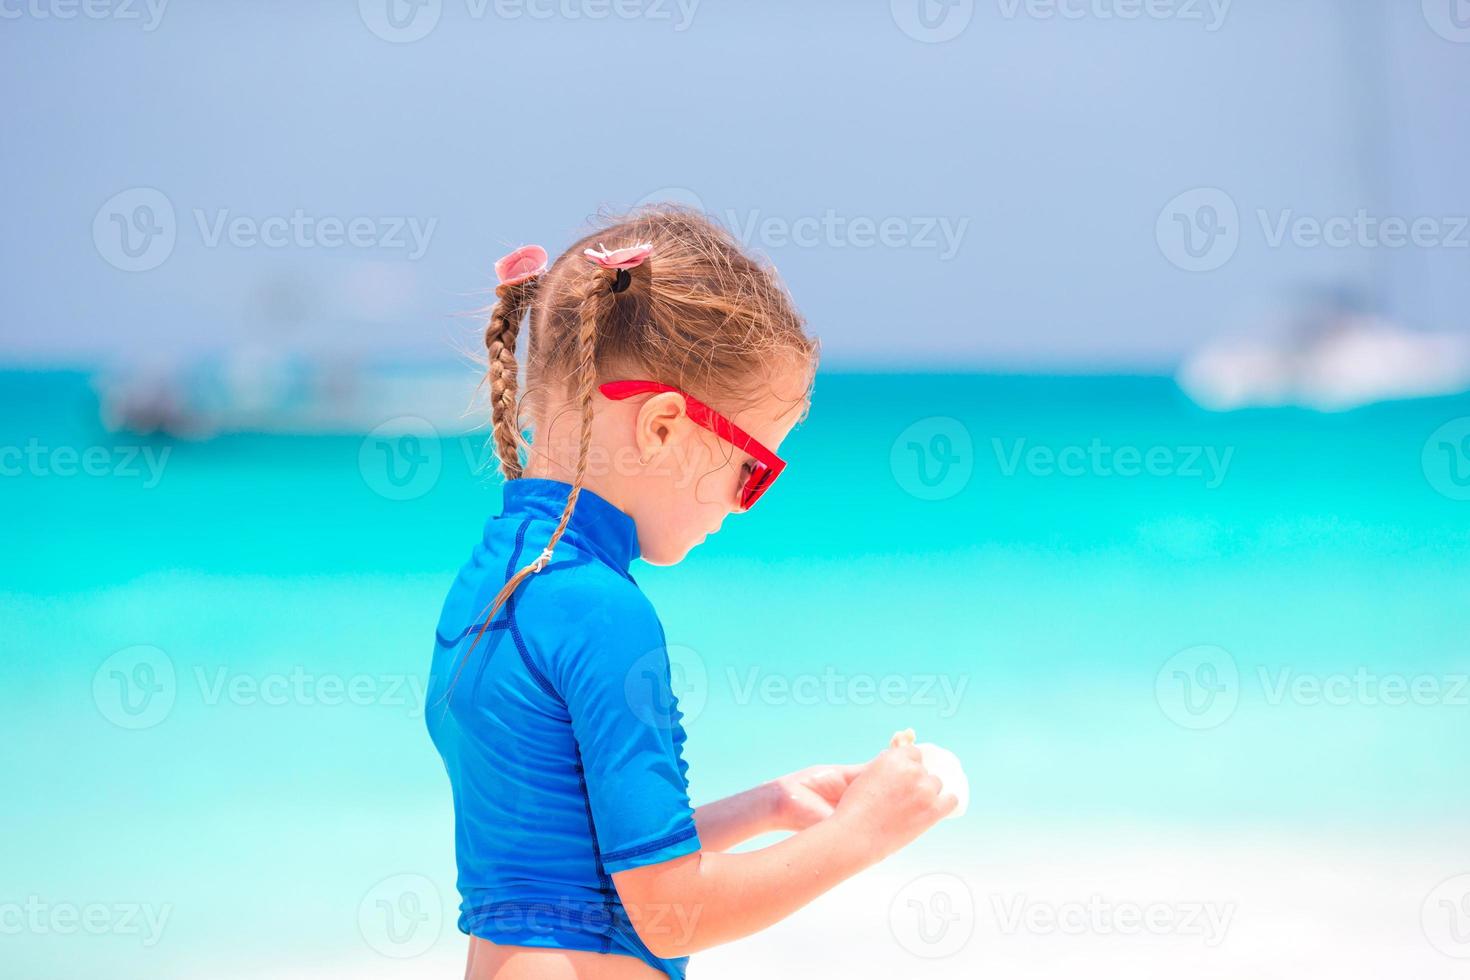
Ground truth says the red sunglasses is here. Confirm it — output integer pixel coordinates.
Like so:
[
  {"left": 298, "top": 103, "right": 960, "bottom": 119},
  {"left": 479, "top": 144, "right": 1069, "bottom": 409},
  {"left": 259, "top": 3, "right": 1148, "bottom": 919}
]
[{"left": 599, "top": 380, "right": 786, "bottom": 510}]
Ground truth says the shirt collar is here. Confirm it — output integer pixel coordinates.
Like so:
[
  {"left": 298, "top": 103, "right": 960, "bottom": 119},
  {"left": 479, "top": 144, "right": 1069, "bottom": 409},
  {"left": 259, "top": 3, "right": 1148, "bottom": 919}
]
[{"left": 498, "top": 478, "right": 640, "bottom": 573}]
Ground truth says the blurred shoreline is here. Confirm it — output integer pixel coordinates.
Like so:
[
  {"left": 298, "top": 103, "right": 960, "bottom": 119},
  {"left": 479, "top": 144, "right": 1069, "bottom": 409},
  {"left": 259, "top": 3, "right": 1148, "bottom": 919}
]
[{"left": 4, "top": 359, "right": 1468, "bottom": 443}]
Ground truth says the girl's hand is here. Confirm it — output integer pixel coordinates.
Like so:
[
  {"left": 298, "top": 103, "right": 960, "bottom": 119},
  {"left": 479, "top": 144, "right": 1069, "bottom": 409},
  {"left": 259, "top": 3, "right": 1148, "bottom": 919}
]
[
  {"left": 831, "top": 743, "right": 955, "bottom": 861},
  {"left": 769, "top": 764, "right": 865, "bottom": 832}
]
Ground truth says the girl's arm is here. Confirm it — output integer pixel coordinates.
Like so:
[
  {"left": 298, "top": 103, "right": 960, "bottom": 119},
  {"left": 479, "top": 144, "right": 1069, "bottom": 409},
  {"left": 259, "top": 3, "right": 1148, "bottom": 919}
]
[
  {"left": 693, "top": 763, "right": 864, "bottom": 852},
  {"left": 614, "top": 744, "right": 954, "bottom": 958},
  {"left": 692, "top": 785, "right": 781, "bottom": 852}
]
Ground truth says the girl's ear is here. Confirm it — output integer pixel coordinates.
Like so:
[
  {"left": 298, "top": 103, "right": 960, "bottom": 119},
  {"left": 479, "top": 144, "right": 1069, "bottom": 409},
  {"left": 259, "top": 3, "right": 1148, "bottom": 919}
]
[{"left": 633, "top": 391, "right": 693, "bottom": 459}]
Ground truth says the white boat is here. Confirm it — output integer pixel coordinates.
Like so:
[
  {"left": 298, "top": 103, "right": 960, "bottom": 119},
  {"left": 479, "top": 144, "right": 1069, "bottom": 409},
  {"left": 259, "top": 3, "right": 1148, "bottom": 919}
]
[{"left": 1178, "top": 314, "right": 1470, "bottom": 412}]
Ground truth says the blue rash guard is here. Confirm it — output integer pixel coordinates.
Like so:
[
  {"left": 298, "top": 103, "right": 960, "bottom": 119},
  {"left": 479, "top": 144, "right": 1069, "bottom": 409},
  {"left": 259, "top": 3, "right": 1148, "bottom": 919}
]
[{"left": 425, "top": 478, "right": 701, "bottom": 979}]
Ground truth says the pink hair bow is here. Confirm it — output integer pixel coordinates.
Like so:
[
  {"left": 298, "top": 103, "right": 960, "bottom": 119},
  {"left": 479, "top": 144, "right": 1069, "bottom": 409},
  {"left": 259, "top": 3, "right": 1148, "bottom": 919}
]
[
  {"left": 583, "top": 242, "right": 653, "bottom": 271},
  {"left": 494, "top": 244, "right": 548, "bottom": 287}
]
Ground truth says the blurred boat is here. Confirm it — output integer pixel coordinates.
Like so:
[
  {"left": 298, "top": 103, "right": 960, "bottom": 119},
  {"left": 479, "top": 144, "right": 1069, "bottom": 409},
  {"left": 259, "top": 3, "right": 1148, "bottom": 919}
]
[
  {"left": 1177, "top": 304, "right": 1470, "bottom": 413},
  {"left": 95, "top": 350, "right": 483, "bottom": 438}
]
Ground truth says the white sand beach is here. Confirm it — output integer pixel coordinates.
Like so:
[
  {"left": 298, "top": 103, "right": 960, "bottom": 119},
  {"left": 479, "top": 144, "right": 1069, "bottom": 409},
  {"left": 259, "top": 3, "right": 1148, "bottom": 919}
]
[{"left": 209, "top": 829, "right": 1466, "bottom": 980}]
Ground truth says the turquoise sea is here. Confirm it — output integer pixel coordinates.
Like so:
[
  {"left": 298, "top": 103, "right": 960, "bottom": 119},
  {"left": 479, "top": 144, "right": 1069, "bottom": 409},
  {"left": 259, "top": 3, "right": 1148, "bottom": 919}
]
[{"left": 3, "top": 369, "right": 1468, "bottom": 977}]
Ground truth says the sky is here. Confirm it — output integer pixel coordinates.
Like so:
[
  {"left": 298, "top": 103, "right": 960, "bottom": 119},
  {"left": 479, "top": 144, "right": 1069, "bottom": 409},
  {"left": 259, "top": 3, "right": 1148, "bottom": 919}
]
[{"left": 1, "top": 0, "right": 1467, "bottom": 371}]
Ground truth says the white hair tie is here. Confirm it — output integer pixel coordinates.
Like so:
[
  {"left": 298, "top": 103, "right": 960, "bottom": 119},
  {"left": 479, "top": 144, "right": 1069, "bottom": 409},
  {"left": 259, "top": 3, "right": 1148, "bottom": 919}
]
[{"left": 530, "top": 547, "right": 556, "bottom": 573}]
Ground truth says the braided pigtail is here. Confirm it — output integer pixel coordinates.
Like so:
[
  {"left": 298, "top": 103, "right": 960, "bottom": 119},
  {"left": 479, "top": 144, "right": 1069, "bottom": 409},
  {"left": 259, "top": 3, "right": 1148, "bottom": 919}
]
[
  {"left": 484, "top": 278, "right": 538, "bottom": 481},
  {"left": 448, "top": 248, "right": 636, "bottom": 701},
  {"left": 483, "top": 245, "right": 549, "bottom": 481},
  {"left": 522, "top": 268, "right": 618, "bottom": 568}
]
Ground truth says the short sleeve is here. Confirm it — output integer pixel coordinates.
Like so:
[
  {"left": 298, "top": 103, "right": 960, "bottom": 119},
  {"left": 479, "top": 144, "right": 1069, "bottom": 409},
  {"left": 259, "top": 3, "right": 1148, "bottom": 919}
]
[{"left": 556, "top": 592, "right": 701, "bottom": 874}]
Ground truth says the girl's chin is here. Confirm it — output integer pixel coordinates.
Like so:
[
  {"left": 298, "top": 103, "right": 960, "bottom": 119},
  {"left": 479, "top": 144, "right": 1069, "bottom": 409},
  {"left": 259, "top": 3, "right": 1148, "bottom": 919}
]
[{"left": 642, "top": 534, "right": 706, "bottom": 567}]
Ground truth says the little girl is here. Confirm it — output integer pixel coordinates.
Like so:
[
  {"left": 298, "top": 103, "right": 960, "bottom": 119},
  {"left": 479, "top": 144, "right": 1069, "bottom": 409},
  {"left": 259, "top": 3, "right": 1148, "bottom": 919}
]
[{"left": 426, "top": 207, "right": 955, "bottom": 979}]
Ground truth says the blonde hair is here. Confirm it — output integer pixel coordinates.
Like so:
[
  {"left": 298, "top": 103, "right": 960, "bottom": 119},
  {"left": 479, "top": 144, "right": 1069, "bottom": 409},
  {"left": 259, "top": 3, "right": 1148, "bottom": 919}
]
[{"left": 455, "top": 206, "right": 817, "bottom": 684}]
